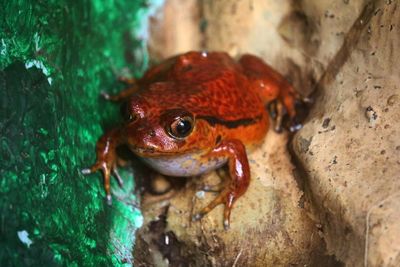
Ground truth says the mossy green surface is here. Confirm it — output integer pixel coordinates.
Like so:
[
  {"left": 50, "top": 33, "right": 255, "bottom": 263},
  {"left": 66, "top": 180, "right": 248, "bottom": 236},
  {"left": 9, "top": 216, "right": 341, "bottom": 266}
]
[{"left": 0, "top": 1, "right": 149, "bottom": 266}]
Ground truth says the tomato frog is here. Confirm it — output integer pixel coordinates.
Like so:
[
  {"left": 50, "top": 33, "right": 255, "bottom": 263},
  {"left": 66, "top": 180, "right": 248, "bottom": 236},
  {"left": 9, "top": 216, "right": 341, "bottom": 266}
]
[{"left": 82, "top": 51, "right": 307, "bottom": 229}]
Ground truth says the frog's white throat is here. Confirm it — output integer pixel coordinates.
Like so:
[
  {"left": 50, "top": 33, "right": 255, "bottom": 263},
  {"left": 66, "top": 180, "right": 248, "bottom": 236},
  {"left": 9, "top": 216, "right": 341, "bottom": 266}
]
[{"left": 139, "top": 152, "right": 227, "bottom": 177}]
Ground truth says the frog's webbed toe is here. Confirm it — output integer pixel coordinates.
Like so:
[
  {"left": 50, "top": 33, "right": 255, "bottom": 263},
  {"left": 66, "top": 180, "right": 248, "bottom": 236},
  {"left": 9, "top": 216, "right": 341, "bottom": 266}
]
[
  {"left": 100, "top": 90, "right": 112, "bottom": 100},
  {"left": 268, "top": 100, "right": 285, "bottom": 133},
  {"left": 100, "top": 76, "right": 138, "bottom": 102},
  {"left": 268, "top": 93, "right": 311, "bottom": 133},
  {"left": 112, "top": 166, "right": 124, "bottom": 188},
  {"left": 100, "top": 88, "right": 138, "bottom": 102},
  {"left": 192, "top": 188, "right": 237, "bottom": 230},
  {"left": 82, "top": 162, "right": 124, "bottom": 205},
  {"left": 82, "top": 128, "right": 123, "bottom": 204},
  {"left": 287, "top": 95, "right": 313, "bottom": 132},
  {"left": 289, "top": 117, "right": 303, "bottom": 132},
  {"left": 82, "top": 162, "right": 125, "bottom": 203},
  {"left": 117, "top": 76, "right": 136, "bottom": 85},
  {"left": 81, "top": 161, "right": 114, "bottom": 205}
]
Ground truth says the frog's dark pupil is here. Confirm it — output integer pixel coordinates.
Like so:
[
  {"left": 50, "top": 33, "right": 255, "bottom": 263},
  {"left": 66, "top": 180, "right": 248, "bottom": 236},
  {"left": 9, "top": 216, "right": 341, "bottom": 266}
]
[
  {"left": 176, "top": 119, "right": 192, "bottom": 136},
  {"left": 125, "top": 114, "right": 135, "bottom": 122}
]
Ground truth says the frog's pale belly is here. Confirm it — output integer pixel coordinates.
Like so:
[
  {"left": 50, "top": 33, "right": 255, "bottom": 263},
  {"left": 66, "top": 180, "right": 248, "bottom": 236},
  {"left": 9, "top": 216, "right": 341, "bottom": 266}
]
[{"left": 140, "top": 153, "right": 228, "bottom": 177}]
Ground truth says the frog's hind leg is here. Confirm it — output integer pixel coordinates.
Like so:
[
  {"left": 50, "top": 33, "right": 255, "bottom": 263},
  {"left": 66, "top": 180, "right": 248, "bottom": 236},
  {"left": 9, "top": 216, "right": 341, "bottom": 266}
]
[
  {"left": 117, "top": 76, "right": 136, "bottom": 85},
  {"left": 239, "top": 54, "right": 305, "bottom": 132},
  {"left": 192, "top": 139, "right": 250, "bottom": 230}
]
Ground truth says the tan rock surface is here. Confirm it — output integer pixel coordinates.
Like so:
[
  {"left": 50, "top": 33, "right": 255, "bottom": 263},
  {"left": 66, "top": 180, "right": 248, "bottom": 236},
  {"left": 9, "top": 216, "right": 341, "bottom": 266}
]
[{"left": 293, "top": 0, "right": 400, "bottom": 266}]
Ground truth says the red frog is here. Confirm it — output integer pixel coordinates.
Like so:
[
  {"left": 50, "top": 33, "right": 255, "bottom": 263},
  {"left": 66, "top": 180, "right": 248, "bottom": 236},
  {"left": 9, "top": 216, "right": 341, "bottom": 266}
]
[{"left": 82, "top": 51, "right": 304, "bottom": 229}]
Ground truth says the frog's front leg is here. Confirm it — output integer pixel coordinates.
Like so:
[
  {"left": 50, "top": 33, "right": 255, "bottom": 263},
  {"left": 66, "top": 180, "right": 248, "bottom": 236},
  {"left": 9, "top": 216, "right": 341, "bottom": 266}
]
[
  {"left": 193, "top": 139, "right": 250, "bottom": 230},
  {"left": 81, "top": 128, "right": 123, "bottom": 204}
]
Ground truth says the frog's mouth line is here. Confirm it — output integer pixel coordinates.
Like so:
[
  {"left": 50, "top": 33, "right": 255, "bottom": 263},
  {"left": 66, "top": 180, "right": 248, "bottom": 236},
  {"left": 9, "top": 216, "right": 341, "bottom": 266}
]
[{"left": 129, "top": 145, "right": 201, "bottom": 158}]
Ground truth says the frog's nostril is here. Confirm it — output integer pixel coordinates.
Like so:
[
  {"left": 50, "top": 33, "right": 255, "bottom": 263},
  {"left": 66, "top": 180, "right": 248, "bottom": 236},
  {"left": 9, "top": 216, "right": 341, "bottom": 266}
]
[
  {"left": 136, "top": 125, "right": 146, "bottom": 132},
  {"left": 149, "top": 130, "right": 156, "bottom": 137}
]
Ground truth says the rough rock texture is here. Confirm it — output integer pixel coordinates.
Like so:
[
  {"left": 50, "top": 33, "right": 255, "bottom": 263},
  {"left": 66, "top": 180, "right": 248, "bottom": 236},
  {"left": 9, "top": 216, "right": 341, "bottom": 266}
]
[
  {"left": 203, "top": 0, "right": 367, "bottom": 97},
  {"left": 293, "top": 1, "right": 400, "bottom": 266},
  {"left": 135, "top": 0, "right": 400, "bottom": 266},
  {"left": 147, "top": 0, "right": 201, "bottom": 62}
]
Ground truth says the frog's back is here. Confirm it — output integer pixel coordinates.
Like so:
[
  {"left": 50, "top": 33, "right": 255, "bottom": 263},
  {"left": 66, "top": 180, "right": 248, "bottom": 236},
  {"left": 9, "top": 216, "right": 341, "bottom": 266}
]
[
  {"left": 137, "top": 51, "right": 269, "bottom": 146},
  {"left": 138, "top": 52, "right": 265, "bottom": 119}
]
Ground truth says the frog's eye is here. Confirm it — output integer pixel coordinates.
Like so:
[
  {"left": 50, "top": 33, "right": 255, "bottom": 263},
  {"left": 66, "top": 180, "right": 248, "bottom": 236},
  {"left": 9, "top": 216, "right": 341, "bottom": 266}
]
[
  {"left": 123, "top": 110, "right": 138, "bottom": 123},
  {"left": 121, "top": 102, "right": 138, "bottom": 123},
  {"left": 125, "top": 113, "right": 138, "bottom": 123},
  {"left": 168, "top": 116, "right": 194, "bottom": 139}
]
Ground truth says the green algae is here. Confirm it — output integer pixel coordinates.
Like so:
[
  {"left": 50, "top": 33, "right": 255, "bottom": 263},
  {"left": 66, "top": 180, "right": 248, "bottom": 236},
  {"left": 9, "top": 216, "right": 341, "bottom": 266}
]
[{"left": 0, "top": 0, "right": 150, "bottom": 265}]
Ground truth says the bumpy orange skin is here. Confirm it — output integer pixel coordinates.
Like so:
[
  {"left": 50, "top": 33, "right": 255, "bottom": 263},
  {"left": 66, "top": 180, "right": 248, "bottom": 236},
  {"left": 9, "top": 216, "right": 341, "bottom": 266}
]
[{"left": 83, "top": 51, "right": 300, "bottom": 229}]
